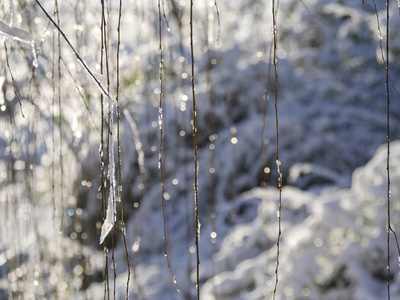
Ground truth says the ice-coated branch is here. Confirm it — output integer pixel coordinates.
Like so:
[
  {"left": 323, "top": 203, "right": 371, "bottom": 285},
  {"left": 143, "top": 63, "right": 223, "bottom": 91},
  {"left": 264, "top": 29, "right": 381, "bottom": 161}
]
[
  {"left": 0, "top": 20, "right": 33, "bottom": 44},
  {"left": 34, "top": 0, "right": 113, "bottom": 102}
]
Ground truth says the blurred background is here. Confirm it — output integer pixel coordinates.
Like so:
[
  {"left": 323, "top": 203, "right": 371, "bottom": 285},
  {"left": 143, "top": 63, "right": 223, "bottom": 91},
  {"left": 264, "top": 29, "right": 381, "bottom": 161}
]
[{"left": 1, "top": 0, "right": 400, "bottom": 299}]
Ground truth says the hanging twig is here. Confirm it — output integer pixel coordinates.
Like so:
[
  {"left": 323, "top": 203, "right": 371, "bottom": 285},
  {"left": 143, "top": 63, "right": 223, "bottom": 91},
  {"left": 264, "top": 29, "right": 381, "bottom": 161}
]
[
  {"left": 99, "top": 1, "right": 109, "bottom": 298},
  {"left": 158, "top": 0, "right": 181, "bottom": 293},
  {"left": 271, "top": 0, "right": 283, "bottom": 298},
  {"left": 115, "top": 0, "right": 131, "bottom": 298},
  {"left": 385, "top": 0, "right": 391, "bottom": 299},
  {"left": 190, "top": 0, "right": 200, "bottom": 298}
]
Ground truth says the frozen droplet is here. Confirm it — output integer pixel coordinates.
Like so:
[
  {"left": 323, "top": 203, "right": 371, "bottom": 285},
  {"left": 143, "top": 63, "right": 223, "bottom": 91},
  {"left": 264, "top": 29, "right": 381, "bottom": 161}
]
[
  {"left": 132, "top": 241, "right": 140, "bottom": 252},
  {"left": 197, "top": 221, "right": 201, "bottom": 239},
  {"left": 173, "top": 275, "right": 180, "bottom": 292}
]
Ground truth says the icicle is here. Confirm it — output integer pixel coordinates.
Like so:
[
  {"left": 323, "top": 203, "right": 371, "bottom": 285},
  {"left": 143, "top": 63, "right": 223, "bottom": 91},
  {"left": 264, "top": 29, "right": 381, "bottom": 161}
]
[
  {"left": 99, "top": 190, "right": 115, "bottom": 244},
  {"left": 100, "top": 102, "right": 117, "bottom": 244}
]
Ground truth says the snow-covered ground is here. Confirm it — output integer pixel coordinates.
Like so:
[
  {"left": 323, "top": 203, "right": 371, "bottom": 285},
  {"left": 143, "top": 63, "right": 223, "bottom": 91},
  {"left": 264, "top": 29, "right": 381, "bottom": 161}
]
[{"left": 1, "top": 0, "right": 400, "bottom": 299}]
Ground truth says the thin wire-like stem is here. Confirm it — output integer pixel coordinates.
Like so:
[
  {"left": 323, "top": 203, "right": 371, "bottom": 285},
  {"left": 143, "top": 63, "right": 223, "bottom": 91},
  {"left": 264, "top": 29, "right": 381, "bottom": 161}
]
[
  {"left": 385, "top": 0, "right": 391, "bottom": 299},
  {"left": 100, "top": 1, "right": 109, "bottom": 299},
  {"left": 115, "top": 0, "right": 131, "bottom": 298},
  {"left": 158, "top": 0, "right": 180, "bottom": 293},
  {"left": 170, "top": 2, "right": 193, "bottom": 296},
  {"left": 271, "top": 0, "right": 282, "bottom": 298},
  {"left": 190, "top": 0, "right": 200, "bottom": 298}
]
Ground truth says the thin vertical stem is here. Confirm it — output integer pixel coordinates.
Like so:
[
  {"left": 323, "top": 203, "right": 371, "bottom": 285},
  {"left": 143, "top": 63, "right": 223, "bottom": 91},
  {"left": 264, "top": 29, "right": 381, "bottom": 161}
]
[
  {"left": 386, "top": 0, "right": 391, "bottom": 299},
  {"left": 189, "top": 0, "right": 200, "bottom": 298},
  {"left": 100, "top": 1, "right": 109, "bottom": 299},
  {"left": 115, "top": 0, "right": 131, "bottom": 298},
  {"left": 272, "top": 0, "right": 282, "bottom": 298},
  {"left": 158, "top": 0, "right": 180, "bottom": 293}
]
